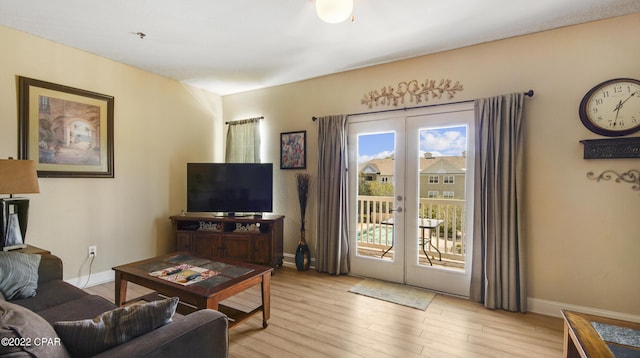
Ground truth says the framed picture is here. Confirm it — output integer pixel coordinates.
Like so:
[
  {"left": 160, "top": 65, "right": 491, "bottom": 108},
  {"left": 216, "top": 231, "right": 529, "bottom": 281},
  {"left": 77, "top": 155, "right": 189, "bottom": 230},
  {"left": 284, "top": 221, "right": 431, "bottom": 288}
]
[
  {"left": 18, "top": 76, "right": 114, "bottom": 178},
  {"left": 280, "top": 130, "right": 306, "bottom": 169}
]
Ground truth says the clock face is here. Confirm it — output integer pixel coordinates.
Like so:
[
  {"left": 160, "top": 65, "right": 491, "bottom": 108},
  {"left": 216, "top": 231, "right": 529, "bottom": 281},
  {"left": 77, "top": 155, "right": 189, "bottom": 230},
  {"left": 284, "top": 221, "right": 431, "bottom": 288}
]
[{"left": 579, "top": 78, "right": 640, "bottom": 137}]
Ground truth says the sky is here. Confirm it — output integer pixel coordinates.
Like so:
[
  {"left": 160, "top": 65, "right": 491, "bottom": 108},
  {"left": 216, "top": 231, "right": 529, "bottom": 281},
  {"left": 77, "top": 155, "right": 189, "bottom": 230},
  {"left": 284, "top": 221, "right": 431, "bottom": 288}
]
[{"left": 358, "top": 125, "right": 467, "bottom": 163}]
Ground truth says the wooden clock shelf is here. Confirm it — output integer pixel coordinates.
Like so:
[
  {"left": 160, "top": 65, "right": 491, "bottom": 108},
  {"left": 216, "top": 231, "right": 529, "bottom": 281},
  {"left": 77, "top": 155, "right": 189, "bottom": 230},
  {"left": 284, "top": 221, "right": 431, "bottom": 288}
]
[{"left": 170, "top": 214, "right": 284, "bottom": 268}]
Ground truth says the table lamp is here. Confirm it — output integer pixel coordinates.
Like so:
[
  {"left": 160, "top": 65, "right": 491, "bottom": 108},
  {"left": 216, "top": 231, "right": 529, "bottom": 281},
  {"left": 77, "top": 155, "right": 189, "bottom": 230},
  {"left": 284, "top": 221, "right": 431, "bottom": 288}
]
[{"left": 0, "top": 158, "right": 40, "bottom": 251}]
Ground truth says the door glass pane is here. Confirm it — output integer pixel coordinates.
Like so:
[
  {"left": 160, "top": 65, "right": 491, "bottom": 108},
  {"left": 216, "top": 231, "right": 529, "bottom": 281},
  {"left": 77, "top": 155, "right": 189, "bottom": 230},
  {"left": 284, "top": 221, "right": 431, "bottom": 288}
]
[
  {"left": 356, "top": 132, "right": 396, "bottom": 260},
  {"left": 417, "top": 125, "right": 467, "bottom": 270}
]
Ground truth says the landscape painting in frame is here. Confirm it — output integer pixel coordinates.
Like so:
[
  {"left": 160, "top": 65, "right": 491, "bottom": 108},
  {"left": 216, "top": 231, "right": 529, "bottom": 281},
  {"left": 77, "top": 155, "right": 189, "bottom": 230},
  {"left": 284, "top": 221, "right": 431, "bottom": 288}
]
[
  {"left": 18, "top": 76, "right": 114, "bottom": 178},
  {"left": 280, "top": 130, "right": 306, "bottom": 169}
]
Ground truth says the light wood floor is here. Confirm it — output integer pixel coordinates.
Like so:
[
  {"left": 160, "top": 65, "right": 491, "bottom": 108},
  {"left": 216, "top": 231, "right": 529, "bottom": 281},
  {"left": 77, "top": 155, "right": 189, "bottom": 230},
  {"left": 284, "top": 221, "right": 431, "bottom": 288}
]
[{"left": 85, "top": 267, "right": 564, "bottom": 357}]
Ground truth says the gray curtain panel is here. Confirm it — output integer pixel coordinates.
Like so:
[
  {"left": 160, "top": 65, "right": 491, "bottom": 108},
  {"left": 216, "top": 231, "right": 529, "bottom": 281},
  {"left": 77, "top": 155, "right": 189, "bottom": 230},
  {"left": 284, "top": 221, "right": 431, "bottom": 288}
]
[
  {"left": 225, "top": 118, "right": 261, "bottom": 163},
  {"left": 315, "top": 115, "right": 350, "bottom": 274},
  {"left": 470, "top": 93, "right": 526, "bottom": 312}
]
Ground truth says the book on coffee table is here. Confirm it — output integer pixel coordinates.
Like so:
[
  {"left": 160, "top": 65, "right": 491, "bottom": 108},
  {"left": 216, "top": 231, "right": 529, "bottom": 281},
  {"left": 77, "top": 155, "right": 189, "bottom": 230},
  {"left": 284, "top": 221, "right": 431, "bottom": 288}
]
[{"left": 149, "top": 264, "right": 219, "bottom": 286}]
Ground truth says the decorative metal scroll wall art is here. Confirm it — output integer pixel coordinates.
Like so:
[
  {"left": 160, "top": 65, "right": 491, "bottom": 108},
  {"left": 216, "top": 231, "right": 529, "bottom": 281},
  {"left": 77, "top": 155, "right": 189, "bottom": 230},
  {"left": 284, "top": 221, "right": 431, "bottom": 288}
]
[
  {"left": 586, "top": 170, "right": 640, "bottom": 191},
  {"left": 361, "top": 78, "right": 464, "bottom": 108}
]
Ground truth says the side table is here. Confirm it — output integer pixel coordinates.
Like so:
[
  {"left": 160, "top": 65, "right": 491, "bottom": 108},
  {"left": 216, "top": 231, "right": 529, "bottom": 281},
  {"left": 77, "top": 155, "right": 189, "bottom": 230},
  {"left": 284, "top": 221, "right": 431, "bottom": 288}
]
[
  {"left": 562, "top": 310, "right": 640, "bottom": 357},
  {"left": 12, "top": 244, "right": 50, "bottom": 255}
]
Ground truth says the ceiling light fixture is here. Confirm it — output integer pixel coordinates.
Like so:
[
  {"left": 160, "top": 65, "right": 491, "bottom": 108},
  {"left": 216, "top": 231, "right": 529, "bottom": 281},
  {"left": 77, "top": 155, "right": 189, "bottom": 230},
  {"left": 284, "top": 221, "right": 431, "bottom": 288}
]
[{"left": 316, "top": 0, "right": 353, "bottom": 24}]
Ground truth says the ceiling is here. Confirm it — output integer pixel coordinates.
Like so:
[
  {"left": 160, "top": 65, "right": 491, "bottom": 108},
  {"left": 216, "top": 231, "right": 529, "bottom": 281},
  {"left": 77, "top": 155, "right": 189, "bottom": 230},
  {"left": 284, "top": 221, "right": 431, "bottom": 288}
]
[{"left": 1, "top": 0, "right": 639, "bottom": 95}]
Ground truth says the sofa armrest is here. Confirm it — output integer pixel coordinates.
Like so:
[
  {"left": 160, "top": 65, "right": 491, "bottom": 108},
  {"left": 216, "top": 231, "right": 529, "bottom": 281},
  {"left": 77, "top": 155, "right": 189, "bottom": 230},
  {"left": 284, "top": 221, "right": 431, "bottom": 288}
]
[
  {"left": 38, "top": 254, "right": 63, "bottom": 283},
  {"left": 93, "top": 309, "right": 229, "bottom": 358}
]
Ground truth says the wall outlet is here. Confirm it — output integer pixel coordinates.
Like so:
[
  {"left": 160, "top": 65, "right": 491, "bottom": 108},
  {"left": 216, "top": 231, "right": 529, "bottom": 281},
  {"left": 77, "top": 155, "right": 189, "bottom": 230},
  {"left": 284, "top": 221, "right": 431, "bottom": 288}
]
[{"left": 88, "top": 245, "right": 97, "bottom": 257}]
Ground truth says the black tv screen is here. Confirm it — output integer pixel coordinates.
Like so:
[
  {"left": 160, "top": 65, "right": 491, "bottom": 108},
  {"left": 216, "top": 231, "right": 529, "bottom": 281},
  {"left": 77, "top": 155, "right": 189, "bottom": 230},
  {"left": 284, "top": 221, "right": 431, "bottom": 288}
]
[{"left": 187, "top": 163, "right": 273, "bottom": 215}]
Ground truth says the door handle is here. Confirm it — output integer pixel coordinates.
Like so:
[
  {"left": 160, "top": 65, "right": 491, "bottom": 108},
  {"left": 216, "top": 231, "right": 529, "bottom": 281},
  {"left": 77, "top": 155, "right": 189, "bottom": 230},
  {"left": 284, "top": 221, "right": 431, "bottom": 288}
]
[{"left": 390, "top": 207, "right": 403, "bottom": 213}]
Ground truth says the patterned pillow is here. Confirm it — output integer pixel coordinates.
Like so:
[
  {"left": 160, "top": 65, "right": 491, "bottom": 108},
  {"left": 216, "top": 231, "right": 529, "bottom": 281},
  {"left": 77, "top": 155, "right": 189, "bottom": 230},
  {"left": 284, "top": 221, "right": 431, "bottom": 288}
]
[
  {"left": 54, "top": 296, "right": 178, "bottom": 357},
  {"left": 0, "top": 252, "right": 41, "bottom": 300}
]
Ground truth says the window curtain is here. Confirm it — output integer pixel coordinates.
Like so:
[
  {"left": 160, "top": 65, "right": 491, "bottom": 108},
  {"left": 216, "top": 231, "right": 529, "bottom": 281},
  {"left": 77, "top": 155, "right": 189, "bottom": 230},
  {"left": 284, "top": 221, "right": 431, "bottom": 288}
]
[
  {"left": 470, "top": 93, "right": 526, "bottom": 312},
  {"left": 225, "top": 118, "right": 261, "bottom": 163},
  {"left": 316, "top": 115, "right": 350, "bottom": 274}
]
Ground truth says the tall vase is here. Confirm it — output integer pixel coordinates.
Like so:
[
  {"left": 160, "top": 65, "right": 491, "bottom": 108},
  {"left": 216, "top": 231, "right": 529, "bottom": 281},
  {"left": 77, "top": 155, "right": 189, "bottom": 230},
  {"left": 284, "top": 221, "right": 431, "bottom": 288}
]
[{"left": 295, "top": 229, "right": 311, "bottom": 271}]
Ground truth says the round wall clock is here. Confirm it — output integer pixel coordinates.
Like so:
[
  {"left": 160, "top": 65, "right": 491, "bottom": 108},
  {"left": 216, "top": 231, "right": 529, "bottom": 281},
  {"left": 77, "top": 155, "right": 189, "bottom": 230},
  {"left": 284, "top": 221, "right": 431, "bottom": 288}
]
[{"left": 578, "top": 78, "right": 640, "bottom": 137}]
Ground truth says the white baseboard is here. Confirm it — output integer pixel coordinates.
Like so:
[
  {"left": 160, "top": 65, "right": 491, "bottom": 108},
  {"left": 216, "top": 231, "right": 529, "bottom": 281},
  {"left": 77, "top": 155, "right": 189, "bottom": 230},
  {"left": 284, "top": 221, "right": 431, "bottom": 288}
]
[
  {"left": 65, "top": 260, "right": 640, "bottom": 324},
  {"left": 527, "top": 297, "right": 640, "bottom": 323},
  {"left": 68, "top": 254, "right": 309, "bottom": 287},
  {"left": 66, "top": 269, "right": 114, "bottom": 289}
]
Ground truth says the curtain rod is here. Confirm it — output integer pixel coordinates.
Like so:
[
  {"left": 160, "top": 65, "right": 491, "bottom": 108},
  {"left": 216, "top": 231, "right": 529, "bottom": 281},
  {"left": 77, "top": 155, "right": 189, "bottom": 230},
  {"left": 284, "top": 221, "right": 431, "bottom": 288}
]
[
  {"left": 225, "top": 116, "right": 264, "bottom": 125},
  {"left": 311, "top": 90, "right": 534, "bottom": 121}
]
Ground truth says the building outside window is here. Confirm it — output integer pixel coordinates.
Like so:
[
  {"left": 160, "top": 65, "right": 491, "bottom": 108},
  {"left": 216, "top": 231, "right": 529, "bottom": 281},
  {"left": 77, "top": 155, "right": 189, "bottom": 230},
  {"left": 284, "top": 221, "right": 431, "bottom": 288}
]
[
  {"left": 443, "top": 191, "right": 455, "bottom": 199},
  {"left": 428, "top": 191, "right": 439, "bottom": 198},
  {"left": 428, "top": 175, "right": 439, "bottom": 184},
  {"left": 444, "top": 175, "right": 455, "bottom": 184}
]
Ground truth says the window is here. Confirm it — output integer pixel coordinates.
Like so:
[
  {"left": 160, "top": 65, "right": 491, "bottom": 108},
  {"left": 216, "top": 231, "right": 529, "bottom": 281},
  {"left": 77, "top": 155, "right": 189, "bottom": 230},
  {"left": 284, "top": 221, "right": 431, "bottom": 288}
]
[
  {"left": 39, "top": 96, "right": 50, "bottom": 113},
  {"left": 443, "top": 191, "right": 455, "bottom": 199},
  {"left": 428, "top": 176, "right": 439, "bottom": 184},
  {"left": 225, "top": 118, "right": 262, "bottom": 163},
  {"left": 444, "top": 175, "right": 455, "bottom": 184},
  {"left": 428, "top": 191, "right": 439, "bottom": 198}
]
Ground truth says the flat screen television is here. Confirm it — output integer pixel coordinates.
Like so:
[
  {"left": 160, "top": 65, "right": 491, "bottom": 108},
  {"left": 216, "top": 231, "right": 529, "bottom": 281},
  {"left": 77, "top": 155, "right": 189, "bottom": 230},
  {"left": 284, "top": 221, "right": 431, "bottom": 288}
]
[{"left": 186, "top": 163, "right": 273, "bottom": 216}]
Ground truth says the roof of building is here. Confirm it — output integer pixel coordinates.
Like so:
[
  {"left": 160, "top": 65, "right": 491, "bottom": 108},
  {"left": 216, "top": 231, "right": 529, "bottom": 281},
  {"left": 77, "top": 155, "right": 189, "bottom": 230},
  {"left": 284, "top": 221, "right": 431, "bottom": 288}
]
[{"left": 358, "top": 155, "right": 466, "bottom": 176}]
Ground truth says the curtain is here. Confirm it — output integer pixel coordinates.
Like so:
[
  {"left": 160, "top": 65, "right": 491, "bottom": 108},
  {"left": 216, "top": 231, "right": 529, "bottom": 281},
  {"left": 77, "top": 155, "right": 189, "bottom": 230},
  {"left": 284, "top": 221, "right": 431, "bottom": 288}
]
[
  {"left": 225, "top": 118, "right": 261, "bottom": 163},
  {"left": 316, "top": 115, "right": 350, "bottom": 274},
  {"left": 470, "top": 93, "right": 526, "bottom": 312}
]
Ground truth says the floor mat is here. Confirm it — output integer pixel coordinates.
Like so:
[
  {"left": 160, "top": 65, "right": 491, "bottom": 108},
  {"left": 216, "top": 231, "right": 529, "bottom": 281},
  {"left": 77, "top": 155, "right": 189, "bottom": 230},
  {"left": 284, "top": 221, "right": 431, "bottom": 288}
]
[{"left": 348, "top": 279, "right": 436, "bottom": 310}]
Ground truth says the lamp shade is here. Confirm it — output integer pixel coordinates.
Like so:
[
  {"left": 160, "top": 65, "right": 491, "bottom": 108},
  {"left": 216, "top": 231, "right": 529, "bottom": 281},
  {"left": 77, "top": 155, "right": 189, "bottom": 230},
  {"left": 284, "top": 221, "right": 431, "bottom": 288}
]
[
  {"left": 0, "top": 159, "right": 40, "bottom": 195},
  {"left": 316, "top": 0, "right": 353, "bottom": 24}
]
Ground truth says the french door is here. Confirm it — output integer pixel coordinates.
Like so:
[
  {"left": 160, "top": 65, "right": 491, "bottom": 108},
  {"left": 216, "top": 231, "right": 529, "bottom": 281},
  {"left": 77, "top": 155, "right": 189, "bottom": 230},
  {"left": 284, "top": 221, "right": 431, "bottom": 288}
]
[
  {"left": 348, "top": 115, "right": 406, "bottom": 283},
  {"left": 348, "top": 103, "right": 474, "bottom": 297}
]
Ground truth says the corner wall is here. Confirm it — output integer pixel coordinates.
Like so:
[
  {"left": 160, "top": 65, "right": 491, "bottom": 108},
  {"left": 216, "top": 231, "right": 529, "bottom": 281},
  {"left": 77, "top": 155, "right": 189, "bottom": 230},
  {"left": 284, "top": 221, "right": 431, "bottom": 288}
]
[
  {"left": 222, "top": 13, "right": 640, "bottom": 317},
  {"left": 0, "top": 25, "right": 223, "bottom": 284}
]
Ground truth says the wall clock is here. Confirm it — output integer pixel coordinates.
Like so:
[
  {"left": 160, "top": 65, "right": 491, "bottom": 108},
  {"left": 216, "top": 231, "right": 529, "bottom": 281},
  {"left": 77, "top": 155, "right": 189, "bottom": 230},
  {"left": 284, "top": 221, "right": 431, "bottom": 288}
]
[{"left": 578, "top": 78, "right": 640, "bottom": 137}]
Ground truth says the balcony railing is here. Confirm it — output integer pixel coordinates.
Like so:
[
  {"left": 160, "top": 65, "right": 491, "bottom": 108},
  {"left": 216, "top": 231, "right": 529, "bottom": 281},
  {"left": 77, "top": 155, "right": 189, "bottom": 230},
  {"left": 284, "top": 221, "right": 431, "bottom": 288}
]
[{"left": 356, "top": 195, "right": 466, "bottom": 267}]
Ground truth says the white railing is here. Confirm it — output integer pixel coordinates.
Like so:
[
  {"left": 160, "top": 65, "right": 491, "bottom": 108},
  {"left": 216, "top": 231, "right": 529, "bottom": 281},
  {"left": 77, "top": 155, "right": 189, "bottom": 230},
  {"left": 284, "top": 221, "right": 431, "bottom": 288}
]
[
  {"left": 356, "top": 196, "right": 395, "bottom": 249},
  {"left": 356, "top": 195, "right": 466, "bottom": 263}
]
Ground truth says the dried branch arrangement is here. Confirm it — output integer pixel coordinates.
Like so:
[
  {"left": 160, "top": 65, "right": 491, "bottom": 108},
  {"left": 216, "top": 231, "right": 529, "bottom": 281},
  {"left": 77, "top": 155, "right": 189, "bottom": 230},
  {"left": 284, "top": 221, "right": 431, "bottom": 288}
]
[{"left": 296, "top": 173, "right": 311, "bottom": 230}]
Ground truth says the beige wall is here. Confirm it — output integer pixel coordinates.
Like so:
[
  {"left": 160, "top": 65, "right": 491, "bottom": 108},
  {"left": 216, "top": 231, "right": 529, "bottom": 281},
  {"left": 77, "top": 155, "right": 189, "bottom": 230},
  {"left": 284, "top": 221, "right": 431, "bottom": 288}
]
[
  {"left": 1, "top": 13, "right": 637, "bottom": 317},
  {"left": 223, "top": 13, "right": 640, "bottom": 316},
  {"left": 0, "top": 26, "right": 224, "bottom": 284}
]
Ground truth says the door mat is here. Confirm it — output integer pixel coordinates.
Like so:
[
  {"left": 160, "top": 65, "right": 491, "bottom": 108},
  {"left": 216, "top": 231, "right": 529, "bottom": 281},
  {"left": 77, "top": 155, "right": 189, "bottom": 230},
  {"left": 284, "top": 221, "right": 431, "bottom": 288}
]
[{"left": 348, "top": 279, "right": 436, "bottom": 311}]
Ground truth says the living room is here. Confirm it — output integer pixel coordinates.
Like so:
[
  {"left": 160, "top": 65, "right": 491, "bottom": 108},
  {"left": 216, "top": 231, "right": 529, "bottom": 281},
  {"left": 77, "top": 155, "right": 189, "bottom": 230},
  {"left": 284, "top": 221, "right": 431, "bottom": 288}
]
[{"left": 0, "top": 3, "right": 638, "bottom": 357}]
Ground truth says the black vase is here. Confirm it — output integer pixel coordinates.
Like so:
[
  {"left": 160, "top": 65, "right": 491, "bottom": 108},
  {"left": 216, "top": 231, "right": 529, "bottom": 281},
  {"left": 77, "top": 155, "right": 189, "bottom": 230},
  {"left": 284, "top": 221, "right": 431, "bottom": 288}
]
[{"left": 295, "top": 230, "right": 311, "bottom": 271}]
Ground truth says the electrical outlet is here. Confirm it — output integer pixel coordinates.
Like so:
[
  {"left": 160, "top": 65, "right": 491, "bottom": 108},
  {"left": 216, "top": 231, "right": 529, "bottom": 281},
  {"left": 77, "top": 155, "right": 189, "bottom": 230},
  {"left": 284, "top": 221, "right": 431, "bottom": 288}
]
[{"left": 88, "top": 245, "right": 97, "bottom": 257}]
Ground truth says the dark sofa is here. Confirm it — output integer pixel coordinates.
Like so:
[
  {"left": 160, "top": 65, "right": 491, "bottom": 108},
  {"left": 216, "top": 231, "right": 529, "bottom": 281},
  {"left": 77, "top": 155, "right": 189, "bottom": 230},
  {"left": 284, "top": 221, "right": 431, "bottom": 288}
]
[{"left": 1, "top": 254, "right": 228, "bottom": 357}]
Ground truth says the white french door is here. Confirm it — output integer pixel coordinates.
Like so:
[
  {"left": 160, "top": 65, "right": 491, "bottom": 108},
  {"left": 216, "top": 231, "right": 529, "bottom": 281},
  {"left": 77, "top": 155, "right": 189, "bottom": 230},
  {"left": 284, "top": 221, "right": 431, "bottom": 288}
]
[
  {"left": 348, "top": 103, "right": 474, "bottom": 297},
  {"left": 348, "top": 114, "right": 406, "bottom": 283}
]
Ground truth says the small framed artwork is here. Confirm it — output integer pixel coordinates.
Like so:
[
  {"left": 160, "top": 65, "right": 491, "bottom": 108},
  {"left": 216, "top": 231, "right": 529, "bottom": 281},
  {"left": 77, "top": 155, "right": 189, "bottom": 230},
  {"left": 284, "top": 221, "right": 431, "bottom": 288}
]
[
  {"left": 18, "top": 76, "right": 114, "bottom": 178},
  {"left": 280, "top": 130, "right": 306, "bottom": 169}
]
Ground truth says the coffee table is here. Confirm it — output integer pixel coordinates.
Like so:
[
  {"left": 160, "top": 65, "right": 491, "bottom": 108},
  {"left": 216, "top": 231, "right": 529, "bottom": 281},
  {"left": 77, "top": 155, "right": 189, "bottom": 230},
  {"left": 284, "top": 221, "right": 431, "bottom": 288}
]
[{"left": 112, "top": 252, "right": 272, "bottom": 329}]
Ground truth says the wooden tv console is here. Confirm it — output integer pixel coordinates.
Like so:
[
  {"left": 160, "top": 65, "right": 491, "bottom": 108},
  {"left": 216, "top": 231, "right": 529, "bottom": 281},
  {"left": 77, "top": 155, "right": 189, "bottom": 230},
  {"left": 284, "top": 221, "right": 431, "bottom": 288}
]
[{"left": 170, "top": 214, "right": 284, "bottom": 267}]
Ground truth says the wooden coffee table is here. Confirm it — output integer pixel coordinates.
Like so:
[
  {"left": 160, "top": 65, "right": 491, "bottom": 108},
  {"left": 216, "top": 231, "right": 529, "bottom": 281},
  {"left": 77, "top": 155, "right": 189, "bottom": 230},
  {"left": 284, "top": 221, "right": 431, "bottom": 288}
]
[{"left": 112, "top": 252, "right": 272, "bottom": 329}]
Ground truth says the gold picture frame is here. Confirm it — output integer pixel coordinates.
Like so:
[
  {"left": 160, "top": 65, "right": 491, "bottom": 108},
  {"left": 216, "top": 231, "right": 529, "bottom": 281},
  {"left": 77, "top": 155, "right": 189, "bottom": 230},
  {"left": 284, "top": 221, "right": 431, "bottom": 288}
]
[{"left": 18, "top": 76, "right": 114, "bottom": 178}]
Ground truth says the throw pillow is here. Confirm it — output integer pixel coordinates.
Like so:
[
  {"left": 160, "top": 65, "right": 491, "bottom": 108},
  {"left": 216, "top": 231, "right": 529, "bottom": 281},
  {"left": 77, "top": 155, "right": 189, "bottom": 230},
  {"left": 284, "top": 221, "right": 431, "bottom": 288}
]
[
  {"left": 0, "top": 252, "right": 41, "bottom": 300},
  {"left": 0, "top": 299, "right": 70, "bottom": 357},
  {"left": 54, "top": 296, "right": 179, "bottom": 357}
]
